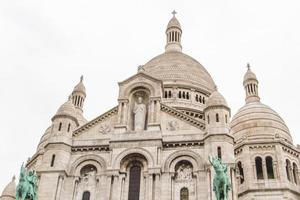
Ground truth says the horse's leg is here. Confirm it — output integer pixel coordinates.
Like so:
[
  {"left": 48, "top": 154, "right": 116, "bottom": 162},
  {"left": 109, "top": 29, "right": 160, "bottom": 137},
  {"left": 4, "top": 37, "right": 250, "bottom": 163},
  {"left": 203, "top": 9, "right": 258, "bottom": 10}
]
[{"left": 223, "top": 184, "right": 227, "bottom": 200}]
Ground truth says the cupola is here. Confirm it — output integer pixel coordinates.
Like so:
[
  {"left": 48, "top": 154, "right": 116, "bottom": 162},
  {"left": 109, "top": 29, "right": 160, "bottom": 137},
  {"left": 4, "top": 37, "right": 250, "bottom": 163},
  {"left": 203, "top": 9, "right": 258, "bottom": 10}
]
[
  {"left": 71, "top": 76, "right": 86, "bottom": 112},
  {"left": 165, "top": 10, "right": 182, "bottom": 52},
  {"left": 243, "top": 63, "right": 260, "bottom": 103}
]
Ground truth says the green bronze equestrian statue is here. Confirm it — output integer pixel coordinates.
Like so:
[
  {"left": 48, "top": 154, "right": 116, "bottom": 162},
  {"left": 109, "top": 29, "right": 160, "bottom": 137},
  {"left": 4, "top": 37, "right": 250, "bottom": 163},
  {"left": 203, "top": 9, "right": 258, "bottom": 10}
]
[
  {"left": 209, "top": 156, "right": 231, "bottom": 200},
  {"left": 16, "top": 164, "right": 38, "bottom": 200}
]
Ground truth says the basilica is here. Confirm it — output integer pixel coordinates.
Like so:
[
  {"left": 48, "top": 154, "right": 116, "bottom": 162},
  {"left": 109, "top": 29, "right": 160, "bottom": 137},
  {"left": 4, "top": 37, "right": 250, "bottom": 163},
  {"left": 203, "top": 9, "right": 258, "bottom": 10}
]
[{"left": 1, "top": 13, "right": 300, "bottom": 200}]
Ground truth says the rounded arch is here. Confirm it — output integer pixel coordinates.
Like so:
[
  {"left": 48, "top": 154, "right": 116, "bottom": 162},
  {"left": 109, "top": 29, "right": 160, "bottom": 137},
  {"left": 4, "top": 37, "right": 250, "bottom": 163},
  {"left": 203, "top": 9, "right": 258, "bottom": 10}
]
[
  {"left": 112, "top": 147, "right": 155, "bottom": 169},
  {"left": 122, "top": 82, "right": 156, "bottom": 99},
  {"left": 69, "top": 154, "right": 107, "bottom": 176},
  {"left": 163, "top": 150, "right": 204, "bottom": 172}
]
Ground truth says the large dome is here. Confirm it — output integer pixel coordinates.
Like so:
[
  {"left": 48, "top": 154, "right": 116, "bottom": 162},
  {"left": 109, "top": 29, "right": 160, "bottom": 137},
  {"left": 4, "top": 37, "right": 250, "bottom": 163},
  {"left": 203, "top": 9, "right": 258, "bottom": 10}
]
[
  {"left": 142, "top": 51, "right": 216, "bottom": 92},
  {"left": 230, "top": 102, "right": 292, "bottom": 144}
]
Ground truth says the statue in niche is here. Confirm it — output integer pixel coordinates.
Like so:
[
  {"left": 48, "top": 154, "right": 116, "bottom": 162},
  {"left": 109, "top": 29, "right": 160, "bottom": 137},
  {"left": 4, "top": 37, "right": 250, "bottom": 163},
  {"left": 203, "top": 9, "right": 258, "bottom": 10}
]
[
  {"left": 133, "top": 96, "right": 147, "bottom": 131},
  {"left": 175, "top": 162, "right": 193, "bottom": 181}
]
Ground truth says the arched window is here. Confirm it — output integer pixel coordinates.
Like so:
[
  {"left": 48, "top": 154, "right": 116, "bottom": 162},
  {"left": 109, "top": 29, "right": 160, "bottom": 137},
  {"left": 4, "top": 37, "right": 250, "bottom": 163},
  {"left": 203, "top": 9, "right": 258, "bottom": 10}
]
[
  {"left": 216, "top": 113, "right": 219, "bottom": 122},
  {"left": 67, "top": 123, "right": 71, "bottom": 132},
  {"left": 178, "top": 91, "right": 182, "bottom": 98},
  {"left": 255, "top": 157, "right": 264, "bottom": 180},
  {"left": 203, "top": 97, "right": 205, "bottom": 104},
  {"left": 217, "top": 147, "right": 222, "bottom": 160},
  {"left": 180, "top": 187, "right": 189, "bottom": 200},
  {"left": 286, "top": 159, "right": 291, "bottom": 182},
  {"left": 164, "top": 91, "right": 168, "bottom": 98},
  {"left": 168, "top": 91, "right": 172, "bottom": 98},
  {"left": 195, "top": 95, "right": 199, "bottom": 102},
  {"left": 128, "top": 165, "right": 141, "bottom": 200},
  {"left": 225, "top": 115, "right": 228, "bottom": 123},
  {"left": 82, "top": 191, "right": 90, "bottom": 200},
  {"left": 237, "top": 161, "right": 244, "bottom": 184},
  {"left": 266, "top": 156, "right": 275, "bottom": 179},
  {"left": 183, "top": 92, "right": 186, "bottom": 99},
  {"left": 293, "top": 163, "right": 298, "bottom": 184},
  {"left": 58, "top": 122, "right": 62, "bottom": 131},
  {"left": 186, "top": 92, "right": 190, "bottom": 100},
  {"left": 207, "top": 115, "right": 210, "bottom": 124},
  {"left": 50, "top": 154, "right": 55, "bottom": 167}
]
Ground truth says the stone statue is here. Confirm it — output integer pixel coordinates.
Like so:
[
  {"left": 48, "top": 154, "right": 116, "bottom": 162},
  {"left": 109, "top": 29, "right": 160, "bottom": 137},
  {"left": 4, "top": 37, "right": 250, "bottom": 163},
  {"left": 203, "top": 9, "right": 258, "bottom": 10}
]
[
  {"left": 16, "top": 164, "right": 38, "bottom": 200},
  {"left": 209, "top": 156, "right": 231, "bottom": 200},
  {"left": 133, "top": 97, "right": 146, "bottom": 131}
]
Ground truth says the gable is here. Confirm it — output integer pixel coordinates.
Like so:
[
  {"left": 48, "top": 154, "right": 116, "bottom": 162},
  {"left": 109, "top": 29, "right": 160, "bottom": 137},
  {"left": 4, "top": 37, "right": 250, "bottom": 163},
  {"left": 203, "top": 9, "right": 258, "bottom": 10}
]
[{"left": 72, "top": 106, "right": 118, "bottom": 139}]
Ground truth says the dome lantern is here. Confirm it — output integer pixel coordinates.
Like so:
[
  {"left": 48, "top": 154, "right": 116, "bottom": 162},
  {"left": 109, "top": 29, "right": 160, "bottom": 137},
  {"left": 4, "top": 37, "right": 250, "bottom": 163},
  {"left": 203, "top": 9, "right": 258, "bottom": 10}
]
[
  {"left": 243, "top": 63, "right": 260, "bottom": 103},
  {"left": 165, "top": 10, "right": 182, "bottom": 53},
  {"left": 71, "top": 75, "right": 86, "bottom": 112}
]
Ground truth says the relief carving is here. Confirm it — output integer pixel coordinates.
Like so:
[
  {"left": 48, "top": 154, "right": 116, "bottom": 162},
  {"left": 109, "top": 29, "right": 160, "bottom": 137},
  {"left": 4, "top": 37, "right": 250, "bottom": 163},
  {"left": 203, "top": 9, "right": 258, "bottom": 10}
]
[
  {"left": 175, "top": 162, "right": 193, "bottom": 181},
  {"left": 98, "top": 124, "right": 111, "bottom": 134},
  {"left": 168, "top": 121, "right": 179, "bottom": 131}
]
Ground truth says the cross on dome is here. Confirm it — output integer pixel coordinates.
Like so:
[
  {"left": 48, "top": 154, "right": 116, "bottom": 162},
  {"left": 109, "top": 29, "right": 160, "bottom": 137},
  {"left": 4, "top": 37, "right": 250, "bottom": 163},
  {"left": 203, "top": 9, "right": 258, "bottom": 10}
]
[
  {"left": 247, "top": 63, "right": 251, "bottom": 70},
  {"left": 172, "top": 10, "right": 177, "bottom": 17}
]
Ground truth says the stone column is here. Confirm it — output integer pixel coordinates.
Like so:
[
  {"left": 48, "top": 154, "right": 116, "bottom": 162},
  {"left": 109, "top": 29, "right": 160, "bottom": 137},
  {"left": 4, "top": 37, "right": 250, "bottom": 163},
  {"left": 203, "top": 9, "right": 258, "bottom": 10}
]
[
  {"left": 55, "top": 175, "right": 64, "bottom": 200},
  {"left": 153, "top": 174, "right": 161, "bottom": 200},
  {"left": 155, "top": 100, "right": 161, "bottom": 123},
  {"left": 98, "top": 175, "right": 107, "bottom": 200},
  {"left": 72, "top": 178, "right": 79, "bottom": 200},
  {"left": 121, "top": 100, "right": 129, "bottom": 125},
  {"left": 150, "top": 99, "right": 155, "bottom": 123},
  {"left": 112, "top": 175, "right": 123, "bottom": 200},
  {"left": 120, "top": 174, "right": 126, "bottom": 200},
  {"left": 160, "top": 173, "right": 171, "bottom": 200},
  {"left": 147, "top": 174, "right": 153, "bottom": 200},
  {"left": 262, "top": 160, "right": 267, "bottom": 180},
  {"left": 207, "top": 168, "right": 212, "bottom": 200},
  {"left": 117, "top": 102, "right": 123, "bottom": 124},
  {"left": 106, "top": 175, "right": 113, "bottom": 200}
]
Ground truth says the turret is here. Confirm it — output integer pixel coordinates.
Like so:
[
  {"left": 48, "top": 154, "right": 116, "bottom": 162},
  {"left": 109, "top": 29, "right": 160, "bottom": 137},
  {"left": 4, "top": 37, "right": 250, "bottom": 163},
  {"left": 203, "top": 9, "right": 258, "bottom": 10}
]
[
  {"left": 244, "top": 63, "right": 260, "bottom": 103},
  {"left": 204, "top": 88, "right": 234, "bottom": 163},
  {"left": 71, "top": 75, "right": 86, "bottom": 112},
  {"left": 51, "top": 96, "right": 79, "bottom": 137},
  {"left": 165, "top": 11, "right": 182, "bottom": 52}
]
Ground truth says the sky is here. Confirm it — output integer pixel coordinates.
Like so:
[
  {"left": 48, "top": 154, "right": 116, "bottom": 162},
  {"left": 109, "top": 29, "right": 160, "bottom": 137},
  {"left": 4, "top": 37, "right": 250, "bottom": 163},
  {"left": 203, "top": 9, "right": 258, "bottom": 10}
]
[{"left": 0, "top": 0, "right": 300, "bottom": 191}]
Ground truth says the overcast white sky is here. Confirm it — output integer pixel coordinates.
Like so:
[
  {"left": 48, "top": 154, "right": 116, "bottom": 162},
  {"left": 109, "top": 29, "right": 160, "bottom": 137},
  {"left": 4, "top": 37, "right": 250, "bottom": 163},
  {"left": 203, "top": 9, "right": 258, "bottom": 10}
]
[{"left": 1, "top": 0, "right": 300, "bottom": 190}]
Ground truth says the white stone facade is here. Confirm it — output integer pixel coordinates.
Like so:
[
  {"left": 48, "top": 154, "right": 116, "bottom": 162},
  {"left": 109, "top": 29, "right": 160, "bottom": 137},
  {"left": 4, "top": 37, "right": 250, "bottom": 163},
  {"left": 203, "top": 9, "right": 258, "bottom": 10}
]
[{"left": 1, "top": 14, "right": 300, "bottom": 200}]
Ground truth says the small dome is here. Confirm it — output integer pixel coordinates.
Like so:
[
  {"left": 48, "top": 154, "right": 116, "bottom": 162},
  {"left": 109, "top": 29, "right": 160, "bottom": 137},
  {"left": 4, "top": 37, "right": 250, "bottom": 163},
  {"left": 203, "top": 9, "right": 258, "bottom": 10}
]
[
  {"left": 37, "top": 126, "right": 51, "bottom": 151},
  {"left": 206, "top": 90, "right": 228, "bottom": 108},
  {"left": 53, "top": 98, "right": 77, "bottom": 119},
  {"left": 73, "top": 76, "right": 86, "bottom": 94},
  {"left": 1, "top": 176, "right": 16, "bottom": 199},
  {"left": 243, "top": 65, "right": 257, "bottom": 83},
  {"left": 167, "top": 16, "right": 181, "bottom": 30},
  {"left": 230, "top": 102, "right": 292, "bottom": 144}
]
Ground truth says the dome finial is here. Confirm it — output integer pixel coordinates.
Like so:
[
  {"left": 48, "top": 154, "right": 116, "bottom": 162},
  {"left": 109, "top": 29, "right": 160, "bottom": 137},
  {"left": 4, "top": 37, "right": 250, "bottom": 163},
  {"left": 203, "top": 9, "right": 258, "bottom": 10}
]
[
  {"left": 80, "top": 75, "right": 83, "bottom": 82},
  {"left": 172, "top": 10, "right": 177, "bottom": 17},
  {"left": 247, "top": 63, "right": 251, "bottom": 70}
]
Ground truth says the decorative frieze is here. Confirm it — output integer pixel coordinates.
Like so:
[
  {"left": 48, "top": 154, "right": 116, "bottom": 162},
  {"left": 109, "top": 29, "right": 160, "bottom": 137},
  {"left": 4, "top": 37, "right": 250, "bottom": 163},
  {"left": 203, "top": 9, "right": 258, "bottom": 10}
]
[
  {"left": 71, "top": 145, "right": 110, "bottom": 152},
  {"left": 161, "top": 104, "right": 205, "bottom": 130}
]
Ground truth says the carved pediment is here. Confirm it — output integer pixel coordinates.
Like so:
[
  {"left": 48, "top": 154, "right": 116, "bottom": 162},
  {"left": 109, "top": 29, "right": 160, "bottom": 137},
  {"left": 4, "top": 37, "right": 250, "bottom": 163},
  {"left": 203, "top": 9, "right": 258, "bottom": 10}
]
[
  {"left": 118, "top": 72, "right": 163, "bottom": 99},
  {"left": 72, "top": 106, "right": 118, "bottom": 138}
]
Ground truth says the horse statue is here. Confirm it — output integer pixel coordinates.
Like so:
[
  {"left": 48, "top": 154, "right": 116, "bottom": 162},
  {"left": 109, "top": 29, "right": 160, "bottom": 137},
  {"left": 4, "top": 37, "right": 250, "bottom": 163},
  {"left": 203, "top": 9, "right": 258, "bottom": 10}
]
[
  {"left": 209, "top": 156, "right": 231, "bottom": 200},
  {"left": 16, "top": 164, "right": 38, "bottom": 200}
]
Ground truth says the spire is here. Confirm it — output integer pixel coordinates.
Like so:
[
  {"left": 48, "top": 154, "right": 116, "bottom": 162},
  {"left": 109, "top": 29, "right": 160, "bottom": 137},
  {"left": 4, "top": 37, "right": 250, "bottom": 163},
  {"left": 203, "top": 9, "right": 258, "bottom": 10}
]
[
  {"left": 71, "top": 76, "right": 86, "bottom": 112},
  {"left": 243, "top": 63, "right": 260, "bottom": 103},
  {"left": 165, "top": 10, "right": 182, "bottom": 52}
]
